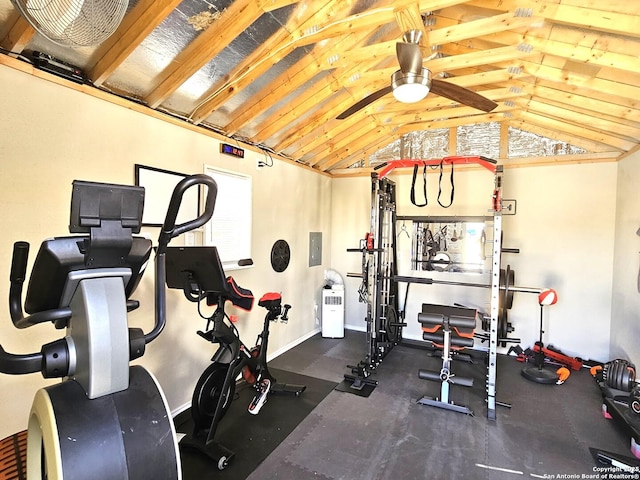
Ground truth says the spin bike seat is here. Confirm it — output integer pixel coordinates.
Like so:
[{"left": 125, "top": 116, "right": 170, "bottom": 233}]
[{"left": 258, "top": 292, "right": 282, "bottom": 311}]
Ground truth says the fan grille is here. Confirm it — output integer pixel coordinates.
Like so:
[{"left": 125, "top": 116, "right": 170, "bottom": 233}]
[{"left": 13, "top": 0, "right": 129, "bottom": 47}]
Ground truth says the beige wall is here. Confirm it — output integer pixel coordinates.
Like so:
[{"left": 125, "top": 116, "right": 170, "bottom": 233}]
[
  {"left": 611, "top": 150, "right": 640, "bottom": 362},
  {"left": 0, "top": 65, "right": 331, "bottom": 438}
]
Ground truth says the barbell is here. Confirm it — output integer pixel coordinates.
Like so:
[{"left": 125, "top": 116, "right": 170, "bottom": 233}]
[
  {"left": 395, "top": 265, "right": 546, "bottom": 312},
  {"left": 395, "top": 266, "right": 553, "bottom": 346}
]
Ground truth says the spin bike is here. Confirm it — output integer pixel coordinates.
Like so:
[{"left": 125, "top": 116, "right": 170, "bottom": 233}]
[
  {"left": 165, "top": 245, "right": 306, "bottom": 470},
  {"left": 0, "top": 174, "right": 217, "bottom": 479}
]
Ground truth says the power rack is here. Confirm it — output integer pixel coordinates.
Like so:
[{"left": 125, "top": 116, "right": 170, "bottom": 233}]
[{"left": 339, "top": 156, "right": 509, "bottom": 419}]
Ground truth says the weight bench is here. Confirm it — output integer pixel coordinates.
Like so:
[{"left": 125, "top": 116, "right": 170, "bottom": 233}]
[{"left": 417, "top": 303, "right": 478, "bottom": 415}]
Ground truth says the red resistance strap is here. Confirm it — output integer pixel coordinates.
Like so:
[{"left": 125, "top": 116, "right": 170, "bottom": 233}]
[{"left": 374, "top": 156, "right": 497, "bottom": 179}]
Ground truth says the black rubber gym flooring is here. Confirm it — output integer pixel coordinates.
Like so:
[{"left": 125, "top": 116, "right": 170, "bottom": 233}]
[
  {"left": 263, "top": 331, "right": 635, "bottom": 479},
  {"left": 180, "top": 330, "right": 636, "bottom": 480},
  {"left": 176, "top": 368, "right": 336, "bottom": 480}
]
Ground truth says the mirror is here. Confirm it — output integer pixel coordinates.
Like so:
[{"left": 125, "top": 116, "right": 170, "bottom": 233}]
[{"left": 401, "top": 217, "right": 494, "bottom": 274}]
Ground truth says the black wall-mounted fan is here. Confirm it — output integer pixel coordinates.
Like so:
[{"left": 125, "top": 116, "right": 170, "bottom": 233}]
[{"left": 337, "top": 30, "right": 497, "bottom": 120}]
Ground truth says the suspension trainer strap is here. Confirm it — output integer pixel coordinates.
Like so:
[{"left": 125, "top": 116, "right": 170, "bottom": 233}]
[
  {"left": 437, "top": 160, "right": 455, "bottom": 208},
  {"left": 410, "top": 163, "right": 428, "bottom": 207}
]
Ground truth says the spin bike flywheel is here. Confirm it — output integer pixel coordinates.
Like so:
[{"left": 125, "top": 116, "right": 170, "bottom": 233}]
[{"left": 191, "top": 363, "right": 236, "bottom": 431}]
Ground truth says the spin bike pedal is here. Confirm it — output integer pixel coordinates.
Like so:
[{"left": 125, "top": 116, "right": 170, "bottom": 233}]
[{"left": 248, "top": 378, "right": 271, "bottom": 415}]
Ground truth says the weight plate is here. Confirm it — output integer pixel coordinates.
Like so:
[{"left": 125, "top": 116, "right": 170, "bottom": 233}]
[
  {"left": 609, "top": 360, "right": 620, "bottom": 390},
  {"left": 614, "top": 360, "right": 626, "bottom": 391},
  {"left": 498, "top": 308, "right": 508, "bottom": 347},
  {"left": 499, "top": 269, "right": 505, "bottom": 310},
  {"left": 622, "top": 364, "right": 636, "bottom": 392},
  {"left": 505, "top": 265, "right": 515, "bottom": 310},
  {"left": 270, "top": 239, "right": 291, "bottom": 273},
  {"left": 385, "top": 306, "right": 400, "bottom": 344}
]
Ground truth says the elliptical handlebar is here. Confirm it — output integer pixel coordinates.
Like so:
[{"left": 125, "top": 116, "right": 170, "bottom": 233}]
[
  {"left": 9, "top": 241, "right": 73, "bottom": 329},
  {"left": 156, "top": 174, "right": 217, "bottom": 256},
  {"left": 147, "top": 174, "right": 218, "bottom": 344}
]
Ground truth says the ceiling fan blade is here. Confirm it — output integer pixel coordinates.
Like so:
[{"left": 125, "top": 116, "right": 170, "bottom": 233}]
[
  {"left": 430, "top": 79, "right": 498, "bottom": 112},
  {"left": 396, "top": 42, "right": 423, "bottom": 73},
  {"left": 337, "top": 86, "right": 393, "bottom": 119}
]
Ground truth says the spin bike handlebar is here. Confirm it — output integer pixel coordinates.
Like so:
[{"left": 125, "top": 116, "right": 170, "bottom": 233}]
[{"left": 1, "top": 174, "right": 217, "bottom": 375}]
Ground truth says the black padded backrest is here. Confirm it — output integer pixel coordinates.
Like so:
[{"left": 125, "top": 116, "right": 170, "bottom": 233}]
[{"left": 418, "top": 303, "right": 477, "bottom": 329}]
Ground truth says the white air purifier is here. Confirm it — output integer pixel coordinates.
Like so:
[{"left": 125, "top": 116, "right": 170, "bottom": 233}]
[{"left": 321, "top": 285, "right": 344, "bottom": 338}]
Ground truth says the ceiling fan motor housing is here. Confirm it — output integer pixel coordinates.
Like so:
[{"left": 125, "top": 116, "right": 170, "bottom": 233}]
[{"left": 392, "top": 68, "right": 432, "bottom": 103}]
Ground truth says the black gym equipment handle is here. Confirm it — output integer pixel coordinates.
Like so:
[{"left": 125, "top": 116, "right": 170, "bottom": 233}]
[
  {"left": 8, "top": 241, "right": 29, "bottom": 325},
  {"left": 9, "top": 242, "right": 73, "bottom": 330},
  {"left": 156, "top": 174, "right": 218, "bottom": 256},
  {"left": 2, "top": 242, "right": 74, "bottom": 375},
  {"left": 147, "top": 174, "right": 218, "bottom": 345}
]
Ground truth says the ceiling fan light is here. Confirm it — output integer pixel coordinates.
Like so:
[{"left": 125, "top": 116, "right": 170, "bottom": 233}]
[{"left": 391, "top": 69, "right": 431, "bottom": 103}]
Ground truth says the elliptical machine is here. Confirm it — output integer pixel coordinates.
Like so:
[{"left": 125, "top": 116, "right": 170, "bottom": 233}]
[
  {"left": 165, "top": 245, "right": 306, "bottom": 470},
  {"left": 0, "top": 174, "right": 217, "bottom": 479}
]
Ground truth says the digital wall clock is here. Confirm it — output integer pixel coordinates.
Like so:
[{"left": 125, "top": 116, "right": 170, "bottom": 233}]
[{"left": 220, "top": 143, "right": 245, "bottom": 158}]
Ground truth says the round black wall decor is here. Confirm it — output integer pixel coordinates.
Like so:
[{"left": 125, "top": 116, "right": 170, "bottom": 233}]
[{"left": 270, "top": 240, "right": 291, "bottom": 272}]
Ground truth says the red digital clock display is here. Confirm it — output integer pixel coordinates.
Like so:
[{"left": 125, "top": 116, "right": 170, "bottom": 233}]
[{"left": 221, "top": 143, "right": 245, "bottom": 158}]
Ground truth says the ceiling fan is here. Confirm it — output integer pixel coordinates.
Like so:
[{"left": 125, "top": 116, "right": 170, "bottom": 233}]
[{"left": 337, "top": 30, "right": 498, "bottom": 120}]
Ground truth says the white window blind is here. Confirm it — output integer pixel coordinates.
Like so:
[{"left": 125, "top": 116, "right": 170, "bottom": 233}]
[{"left": 204, "top": 165, "right": 252, "bottom": 270}]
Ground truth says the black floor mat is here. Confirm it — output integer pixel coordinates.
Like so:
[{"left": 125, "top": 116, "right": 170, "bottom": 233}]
[{"left": 176, "top": 368, "right": 337, "bottom": 480}]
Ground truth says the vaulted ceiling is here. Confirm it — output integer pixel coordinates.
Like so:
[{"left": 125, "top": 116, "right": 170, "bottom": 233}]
[{"left": 1, "top": 0, "right": 639, "bottom": 175}]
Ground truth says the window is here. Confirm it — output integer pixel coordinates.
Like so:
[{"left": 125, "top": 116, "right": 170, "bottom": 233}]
[{"left": 204, "top": 165, "right": 252, "bottom": 270}]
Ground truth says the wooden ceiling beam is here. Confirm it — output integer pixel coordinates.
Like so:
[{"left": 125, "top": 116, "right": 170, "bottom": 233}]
[
  {"left": 250, "top": 28, "right": 404, "bottom": 144},
  {"left": 189, "top": 0, "right": 364, "bottom": 124},
  {"left": 223, "top": 24, "right": 378, "bottom": 135},
  {"left": 274, "top": 80, "right": 389, "bottom": 152},
  {"left": 328, "top": 12, "right": 542, "bottom": 71},
  {"left": 382, "top": 103, "right": 516, "bottom": 126},
  {"left": 467, "top": 0, "right": 640, "bottom": 38},
  {"left": 251, "top": 60, "right": 382, "bottom": 143},
  {"left": 428, "top": 11, "right": 545, "bottom": 47},
  {"left": 316, "top": 127, "right": 399, "bottom": 170},
  {"left": 0, "top": 14, "right": 34, "bottom": 53},
  {"left": 514, "top": 98, "right": 640, "bottom": 140},
  {"left": 145, "top": 0, "right": 283, "bottom": 109},
  {"left": 507, "top": 120, "right": 621, "bottom": 154},
  {"left": 481, "top": 29, "right": 640, "bottom": 74},
  {"left": 513, "top": 111, "right": 634, "bottom": 150},
  {"left": 89, "top": 0, "right": 182, "bottom": 86},
  {"left": 322, "top": 129, "right": 406, "bottom": 168},
  {"left": 510, "top": 81, "right": 640, "bottom": 124},
  {"left": 394, "top": 3, "right": 428, "bottom": 39},
  {"left": 521, "top": 58, "right": 640, "bottom": 103},
  {"left": 194, "top": 1, "right": 465, "bottom": 129},
  {"left": 427, "top": 43, "right": 538, "bottom": 73},
  {"left": 288, "top": 107, "right": 382, "bottom": 161},
  {"left": 305, "top": 118, "right": 386, "bottom": 163},
  {"left": 529, "top": 77, "right": 640, "bottom": 111}
]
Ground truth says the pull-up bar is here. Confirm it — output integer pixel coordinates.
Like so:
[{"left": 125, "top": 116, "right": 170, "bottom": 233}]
[{"left": 374, "top": 156, "right": 498, "bottom": 179}]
